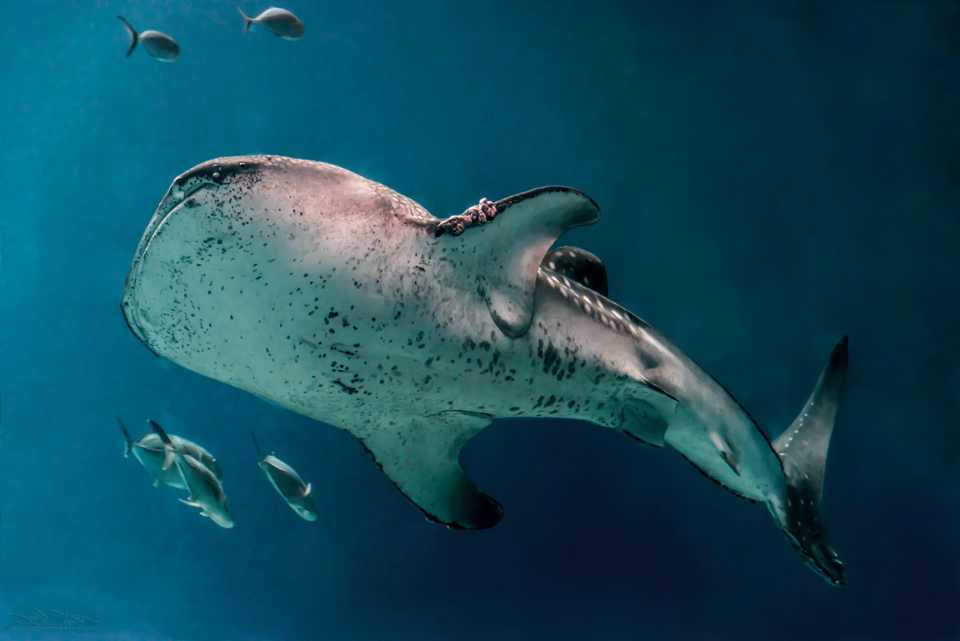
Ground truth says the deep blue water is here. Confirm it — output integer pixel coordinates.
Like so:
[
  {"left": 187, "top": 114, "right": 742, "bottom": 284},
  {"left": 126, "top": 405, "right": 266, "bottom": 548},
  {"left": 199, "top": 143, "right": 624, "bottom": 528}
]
[{"left": 0, "top": 1, "right": 958, "bottom": 639}]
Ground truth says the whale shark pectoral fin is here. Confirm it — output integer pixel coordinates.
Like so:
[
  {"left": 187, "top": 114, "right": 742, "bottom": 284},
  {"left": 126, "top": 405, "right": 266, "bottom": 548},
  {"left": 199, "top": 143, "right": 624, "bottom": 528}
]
[
  {"left": 179, "top": 499, "right": 202, "bottom": 509},
  {"left": 435, "top": 188, "right": 600, "bottom": 338},
  {"left": 541, "top": 246, "right": 609, "bottom": 296},
  {"left": 359, "top": 411, "right": 503, "bottom": 530}
]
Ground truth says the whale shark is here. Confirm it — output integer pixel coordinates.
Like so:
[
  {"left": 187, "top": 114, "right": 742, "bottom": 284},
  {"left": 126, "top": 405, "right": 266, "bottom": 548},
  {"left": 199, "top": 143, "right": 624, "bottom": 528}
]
[{"left": 121, "top": 155, "right": 849, "bottom": 585}]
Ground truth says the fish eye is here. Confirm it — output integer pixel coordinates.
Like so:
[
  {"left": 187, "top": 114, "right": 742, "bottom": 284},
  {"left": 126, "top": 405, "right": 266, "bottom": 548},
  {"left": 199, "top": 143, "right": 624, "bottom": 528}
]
[{"left": 239, "top": 162, "right": 246, "bottom": 168}]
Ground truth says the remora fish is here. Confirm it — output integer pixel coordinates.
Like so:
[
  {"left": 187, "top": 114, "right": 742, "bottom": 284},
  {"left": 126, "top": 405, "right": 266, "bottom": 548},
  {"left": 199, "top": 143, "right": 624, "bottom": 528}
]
[
  {"left": 235, "top": 5, "right": 304, "bottom": 40},
  {"left": 252, "top": 433, "right": 318, "bottom": 521},
  {"left": 117, "top": 16, "right": 180, "bottom": 62},
  {"left": 119, "top": 417, "right": 223, "bottom": 489},
  {"left": 151, "top": 421, "right": 235, "bottom": 529},
  {"left": 121, "top": 155, "right": 850, "bottom": 585}
]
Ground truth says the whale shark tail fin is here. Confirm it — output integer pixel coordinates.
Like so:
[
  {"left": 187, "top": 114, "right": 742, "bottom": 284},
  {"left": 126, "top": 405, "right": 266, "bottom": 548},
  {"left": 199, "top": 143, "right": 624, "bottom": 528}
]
[
  {"left": 768, "top": 335, "right": 849, "bottom": 586},
  {"left": 235, "top": 4, "right": 254, "bottom": 34},
  {"left": 117, "top": 16, "right": 138, "bottom": 57}
]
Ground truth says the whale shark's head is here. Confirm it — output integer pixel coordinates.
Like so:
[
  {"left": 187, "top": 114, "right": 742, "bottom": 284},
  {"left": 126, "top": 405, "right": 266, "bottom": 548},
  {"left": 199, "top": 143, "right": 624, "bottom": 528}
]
[{"left": 121, "top": 156, "right": 268, "bottom": 354}]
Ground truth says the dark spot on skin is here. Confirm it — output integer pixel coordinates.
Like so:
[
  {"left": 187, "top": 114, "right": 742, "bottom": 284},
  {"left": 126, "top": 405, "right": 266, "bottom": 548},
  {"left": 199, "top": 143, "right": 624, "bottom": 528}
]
[
  {"left": 544, "top": 395, "right": 556, "bottom": 407},
  {"left": 542, "top": 341, "right": 559, "bottom": 374}
]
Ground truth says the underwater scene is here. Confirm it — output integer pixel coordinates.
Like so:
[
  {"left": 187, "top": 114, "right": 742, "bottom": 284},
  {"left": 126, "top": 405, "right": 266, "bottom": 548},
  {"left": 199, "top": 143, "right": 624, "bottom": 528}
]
[{"left": 1, "top": 0, "right": 958, "bottom": 639}]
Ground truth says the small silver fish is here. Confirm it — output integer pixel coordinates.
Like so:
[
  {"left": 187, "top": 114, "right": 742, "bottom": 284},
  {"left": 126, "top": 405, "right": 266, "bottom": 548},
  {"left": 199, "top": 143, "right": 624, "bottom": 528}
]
[
  {"left": 252, "top": 433, "right": 317, "bottom": 521},
  {"left": 152, "top": 421, "right": 235, "bottom": 529},
  {"left": 235, "top": 5, "right": 305, "bottom": 40},
  {"left": 119, "top": 418, "right": 223, "bottom": 490},
  {"left": 118, "top": 16, "right": 180, "bottom": 62}
]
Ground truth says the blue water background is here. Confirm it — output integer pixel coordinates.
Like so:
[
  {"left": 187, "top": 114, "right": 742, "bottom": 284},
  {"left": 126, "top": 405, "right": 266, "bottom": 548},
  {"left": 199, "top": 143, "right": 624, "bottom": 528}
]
[{"left": 0, "top": 1, "right": 958, "bottom": 639}]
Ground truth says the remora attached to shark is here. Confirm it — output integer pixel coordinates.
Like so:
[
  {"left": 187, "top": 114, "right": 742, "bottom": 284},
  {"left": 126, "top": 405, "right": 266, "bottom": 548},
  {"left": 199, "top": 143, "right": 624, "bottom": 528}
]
[{"left": 121, "top": 155, "right": 850, "bottom": 585}]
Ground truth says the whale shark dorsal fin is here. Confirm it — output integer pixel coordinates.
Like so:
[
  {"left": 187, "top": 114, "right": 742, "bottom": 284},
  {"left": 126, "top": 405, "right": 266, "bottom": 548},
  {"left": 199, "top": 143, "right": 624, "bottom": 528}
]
[
  {"left": 435, "top": 188, "right": 600, "bottom": 338},
  {"left": 359, "top": 410, "right": 503, "bottom": 530},
  {"left": 541, "top": 246, "right": 609, "bottom": 297}
]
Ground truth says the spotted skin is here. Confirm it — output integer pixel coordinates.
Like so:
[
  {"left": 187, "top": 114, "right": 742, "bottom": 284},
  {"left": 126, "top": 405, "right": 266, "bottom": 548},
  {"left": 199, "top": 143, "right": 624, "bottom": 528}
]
[
  {"left": 542, "top": 246, "right": 608, "bottom": 296},
  {"left": 122, "top": 155, "right": 849, "bottom": 584}
]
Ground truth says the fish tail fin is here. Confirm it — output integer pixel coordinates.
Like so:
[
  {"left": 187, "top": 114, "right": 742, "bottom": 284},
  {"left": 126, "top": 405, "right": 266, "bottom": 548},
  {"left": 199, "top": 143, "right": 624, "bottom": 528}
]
[
  {"left": 117, "top": 417, "right": 133, "bottom": 458},
  {"left": 251, "top": 431, "right": 263, "bottom": 459},
  {"left": 235, "top": 4, "right": 254, "bottom": 34},
  {"left": 767, "top": 335, "right": 849, "bottom": 586},
  {"left": 117, "top": 16, "right": 138, "bottom": 57}
]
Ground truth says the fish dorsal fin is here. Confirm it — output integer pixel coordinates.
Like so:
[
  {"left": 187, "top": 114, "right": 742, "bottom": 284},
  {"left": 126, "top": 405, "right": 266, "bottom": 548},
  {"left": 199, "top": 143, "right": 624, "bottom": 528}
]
[
  {"left": 541, "top": 246, "right": 608, "bottom": 296},
  {"left": 304, "top": 482, "right": 312, "bottom": 496},
  {"left": 179, "top": 499, "right": 202, "bottom": 509},
  {"left": 434, "top": 187, "right": 600, "bottom": 338}
]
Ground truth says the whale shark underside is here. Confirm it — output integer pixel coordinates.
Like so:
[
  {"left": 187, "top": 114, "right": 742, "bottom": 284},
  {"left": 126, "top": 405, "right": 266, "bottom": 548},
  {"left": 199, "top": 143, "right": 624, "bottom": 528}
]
[{"left": 121, "top": 155, "right": 849, "bottom": 585}]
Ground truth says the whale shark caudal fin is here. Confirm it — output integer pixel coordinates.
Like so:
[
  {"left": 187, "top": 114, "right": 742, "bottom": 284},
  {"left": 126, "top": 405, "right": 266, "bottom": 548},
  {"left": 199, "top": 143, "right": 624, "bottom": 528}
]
[
  {"left": 117, "top": 16, "right": 139, "bottom": 57},
  {"left": 768, "top": 335, "right": 849, "bottom": 586},
  {"left": 541, "top": 246, "right": 609, "bottom": 297},
  {"left": 359, "top": 410, "right": 503, "bottom": 530},
  {"left": 434, "top": 188, "right": 600, "bottom": 339}
]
